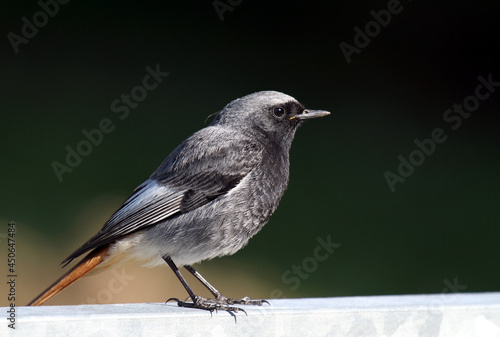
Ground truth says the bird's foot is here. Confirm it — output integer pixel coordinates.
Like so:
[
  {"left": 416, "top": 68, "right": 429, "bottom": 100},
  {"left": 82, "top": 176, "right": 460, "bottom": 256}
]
[
  {"left": 166, "top": 296, "right": 246, "bottom": 315},
  {"left": 215, "top": 295, "right": 270, "bottom": 306}
]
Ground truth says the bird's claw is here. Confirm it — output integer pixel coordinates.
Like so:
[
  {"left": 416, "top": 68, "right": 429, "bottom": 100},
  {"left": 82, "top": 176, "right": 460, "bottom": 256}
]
[
  {"left": 167, "top": 295, "right": 246, "bottom": 315},
  {"left": 218, "top": 295, "right": 270, "bottom": 306}
]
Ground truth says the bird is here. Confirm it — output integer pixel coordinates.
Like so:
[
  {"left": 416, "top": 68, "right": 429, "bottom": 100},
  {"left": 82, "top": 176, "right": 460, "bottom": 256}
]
[{"left": 28, "top": 91, "right": 330, "bottom": 312}]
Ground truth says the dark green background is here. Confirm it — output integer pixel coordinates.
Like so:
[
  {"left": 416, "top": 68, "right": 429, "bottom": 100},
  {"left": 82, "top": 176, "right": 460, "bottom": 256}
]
[{"left": 1, "top": 0, "right": 499, "bottom": 304}]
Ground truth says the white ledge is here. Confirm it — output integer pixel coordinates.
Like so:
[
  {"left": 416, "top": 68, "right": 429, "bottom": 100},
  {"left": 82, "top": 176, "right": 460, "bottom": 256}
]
[{"left": 4, "top": 292, "right": 500, "bottom": 336}]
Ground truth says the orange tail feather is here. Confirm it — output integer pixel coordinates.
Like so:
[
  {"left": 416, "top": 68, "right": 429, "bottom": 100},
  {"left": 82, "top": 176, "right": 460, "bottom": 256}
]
[{"left": 28, "top": 245, "right": 110, "bottom": 306}]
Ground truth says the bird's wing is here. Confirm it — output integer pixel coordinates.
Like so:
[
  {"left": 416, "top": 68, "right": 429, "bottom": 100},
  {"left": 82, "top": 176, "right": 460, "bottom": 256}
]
[{"left": 62, "top": 127, "right": 262, "bottom": 265}]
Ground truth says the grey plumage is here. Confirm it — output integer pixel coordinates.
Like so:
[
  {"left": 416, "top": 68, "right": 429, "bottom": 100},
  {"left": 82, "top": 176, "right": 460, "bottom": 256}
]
[{"left": 32, "top": 90, "right": 329, "bottom": 310}]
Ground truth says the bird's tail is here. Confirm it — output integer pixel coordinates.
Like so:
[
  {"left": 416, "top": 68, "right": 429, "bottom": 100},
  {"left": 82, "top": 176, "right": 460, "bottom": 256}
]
[{"left": 27, "top": 245, "right": 110, "bottom": 306}]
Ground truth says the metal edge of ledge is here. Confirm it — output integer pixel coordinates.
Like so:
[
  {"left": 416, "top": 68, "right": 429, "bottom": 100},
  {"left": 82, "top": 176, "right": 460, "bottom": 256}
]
[{"left": 3, "top": 292, "right": 500, "bottom": 337}]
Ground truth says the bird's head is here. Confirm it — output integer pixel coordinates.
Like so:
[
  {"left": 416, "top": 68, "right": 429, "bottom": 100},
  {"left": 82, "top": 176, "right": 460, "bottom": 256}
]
[{"left": 213, "top": 91, "right": 330, "bottom": 145}]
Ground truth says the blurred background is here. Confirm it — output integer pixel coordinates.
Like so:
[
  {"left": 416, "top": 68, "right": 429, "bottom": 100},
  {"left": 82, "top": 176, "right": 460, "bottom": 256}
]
[{"left": 1, "top": 0, "right": 499, "bottom": 306}]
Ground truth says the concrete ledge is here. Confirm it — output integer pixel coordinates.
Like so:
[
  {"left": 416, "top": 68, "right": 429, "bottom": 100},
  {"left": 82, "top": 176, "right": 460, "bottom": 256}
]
[{"left": 4, "top": 292, "right": 500, "bottom": 336}]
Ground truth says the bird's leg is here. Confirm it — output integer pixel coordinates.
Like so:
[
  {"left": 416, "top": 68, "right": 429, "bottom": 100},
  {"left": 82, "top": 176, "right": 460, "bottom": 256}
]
[
  {"left": 162, "top": 256, "right": 243, "bottom": 313},
  {"left": 184, "top": 264, "right": 269, "bottom": 306}
]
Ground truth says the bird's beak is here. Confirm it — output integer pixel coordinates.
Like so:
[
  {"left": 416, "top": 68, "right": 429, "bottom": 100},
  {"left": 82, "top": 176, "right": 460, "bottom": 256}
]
[{"left": 290, "top": 109, "right": 331, "bottom": 120}]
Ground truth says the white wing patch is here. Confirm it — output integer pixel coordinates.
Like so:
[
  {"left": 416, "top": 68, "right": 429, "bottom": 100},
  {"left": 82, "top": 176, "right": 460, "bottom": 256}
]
[{"left": 105, "top": 180, "right": 184, "bottom": 235}]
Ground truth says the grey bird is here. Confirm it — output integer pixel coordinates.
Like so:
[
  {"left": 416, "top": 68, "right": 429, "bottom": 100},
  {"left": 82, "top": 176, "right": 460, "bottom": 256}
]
[{"left": 28, "top": 91, "right": 330, "bottom": 312}]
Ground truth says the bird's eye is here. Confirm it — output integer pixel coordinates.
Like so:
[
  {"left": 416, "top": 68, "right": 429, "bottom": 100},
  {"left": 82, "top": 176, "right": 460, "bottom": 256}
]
[{"left": 272, "top": 107, "right": 285, "bottom": 118}]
